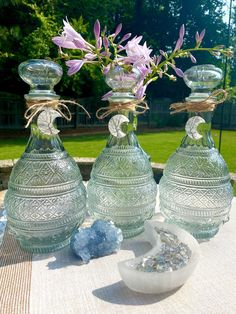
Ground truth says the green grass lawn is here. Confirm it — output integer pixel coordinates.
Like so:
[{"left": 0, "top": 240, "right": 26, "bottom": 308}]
[
  {"left": 0, "top": 129, "right": 235, "bottom": 169},
  {"left": 0, "top": 129, "right": 235, "bottom": 194}
]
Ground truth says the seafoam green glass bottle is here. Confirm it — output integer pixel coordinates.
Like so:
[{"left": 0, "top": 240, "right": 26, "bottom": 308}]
[
  {"left": 87, "top": 66, "right": 157, "bottom": 238},
  {"left": 4, "top": 59, "right": 86, "bottom": 252},
  {"left": 159, "top": 64, "right": 233, "bottom": 239}
]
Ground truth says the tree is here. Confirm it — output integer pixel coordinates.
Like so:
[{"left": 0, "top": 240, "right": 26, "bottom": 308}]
[{"left": 0, "top": 0, "right": 230, "bottom": 101}]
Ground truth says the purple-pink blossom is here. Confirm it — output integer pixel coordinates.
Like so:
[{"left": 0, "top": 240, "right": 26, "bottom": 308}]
[
  {"left": 135, "top": 84, "right": 147, "bottom": 99},
  {"left": 94, "top": 20, "right": 100, "bottom": 40},
  {"left": 102, "top": 90, "right": 113, "bottom": 101},
  {"left": 190, "top": 53, "right": 197, "bottom": 63},
  {"left": 52, "top": 20, "right": 94, "bottom": 51},
  {"left": 195, "top": 29, "right": 206, "bottom": 45},
  {"left": 66, "top": 60, "right": 85, "bottom": 76},
  {"left": 174, "top": 37, "right": 183, "bottom": 52},
  {"left": 174, "top": 67, "right": 184, "bottom": 77},
  {"left": 137, "top": 65, "right": 152, "bottom": 79},
  {"left": 114, "top": 23, "right": 122, "bottom": 37},
  {"left": 84, "top": 53, "right": 97, "bottom": 60},
  {"left": 119, "top": 33, "right": 132, "bottom": 44},
  {"left": 159, "top": 50, "right": 166, "bottom": 57},
  {"left": 103, "top": 65, "right": 111, "bottom": 75},
  {"left": 152, "top": 55, "right": 162, "bottom": 66},
  {"left": 103, "top": 36, "right": 109, "bottom": 49},
  {"left": 124, "top": 38, "right": 152, "bottom": 66},
  {"left": 179, "top": 24, "right": 185, "bottom": 39},
  {"left": 174, "top": 24, "right": 185, "bottom": 52}
]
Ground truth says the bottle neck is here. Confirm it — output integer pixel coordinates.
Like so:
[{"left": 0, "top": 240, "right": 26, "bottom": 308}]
[
  {"left": 181, "top": 111, "right": 215, "bottom": 149},
  {"left": 24, "top": 105, "right": 65, "bottom": 154},
  {"left": 106, "top": 109, "right": 139, "bottom": 148}
]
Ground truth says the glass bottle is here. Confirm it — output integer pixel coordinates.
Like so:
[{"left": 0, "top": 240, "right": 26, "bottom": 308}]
[
  {"left": 4, "top": 59, "right": 86, "bottom": 253},
  {"left": 87, "top": 66, "right": 157, "bottom": 238},
  {"left": 159, "top": 64, "right": 233, "bottom": 239}
]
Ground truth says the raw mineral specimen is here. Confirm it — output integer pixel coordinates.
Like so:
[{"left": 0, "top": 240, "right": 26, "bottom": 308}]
[
  {"left": 0, "top": 210, "right": 7, "bottom": 245},
  {"left": 70, "top": 220, "right": 123, "bottom": 263},
  {"left": 136, "top": 228, "right": 191, "bottom": 272}
]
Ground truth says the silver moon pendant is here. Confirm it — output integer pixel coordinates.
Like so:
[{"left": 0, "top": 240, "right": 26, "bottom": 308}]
[
  {"left": 108, "top": 114, "right": 129, "bottom": 138},
  {"left": 37, "top": 108, "right": 62, "bottom": 136},
  {"left": 185, "top": 116, "right": 206, "bottom": 140}
]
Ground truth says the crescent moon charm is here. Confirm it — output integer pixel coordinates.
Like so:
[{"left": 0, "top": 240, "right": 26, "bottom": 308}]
[
  {"left": 185, "top": 116, "right": 206, "bottom": 140},
  {"left": 108, "top": 114, "right": 129, "bottom": 138},
  {"left": 37, "top": 108, "right": 62, "bottom": 136}
]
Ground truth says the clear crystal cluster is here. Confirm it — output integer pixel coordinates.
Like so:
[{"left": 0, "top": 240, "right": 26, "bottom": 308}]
[
  {"left": 136, "top": 229, "right": 191, "bottom": 272},
  {"left": 0, "top": 210, "right": 7, "bottom": 246},
  {"left": 70, "top": 220, "right": 123, "bottom": 263}
]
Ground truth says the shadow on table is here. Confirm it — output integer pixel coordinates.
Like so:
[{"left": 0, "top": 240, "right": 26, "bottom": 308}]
[
  {"left": 92, "top": 281, "right": 180, "bottom": 305},
  {"left": 121, "top": 239, "right": 152, "bottom": 257},
  {"left": 46, "top": 247, "right": 85, "bottom": 270}
]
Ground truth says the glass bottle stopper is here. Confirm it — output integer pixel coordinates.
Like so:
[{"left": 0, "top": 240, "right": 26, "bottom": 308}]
[
  {"left": 18, "top": 59, "right": 63, "bottom": 100},
  {"left": 183, "top": 64, "right": 223, "bottom": 101},
  {"left": 105, "top": 66, "right": 141, "bottom": 100}
]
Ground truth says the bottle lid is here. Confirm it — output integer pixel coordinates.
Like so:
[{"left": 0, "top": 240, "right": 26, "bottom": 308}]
[
  {"left": 18, "top": 59, "right": 63, "bottom": 99},
  {"left": 183, "top": 64, "right": 222, "bottom": 101},
  {"left": 105, "top": 66, "right": 141, "bottom": 101}
]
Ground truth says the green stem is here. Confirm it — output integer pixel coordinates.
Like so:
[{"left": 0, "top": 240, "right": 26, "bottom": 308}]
[{"left": 144, "top": 46, "right": 228, "bottom": 84}]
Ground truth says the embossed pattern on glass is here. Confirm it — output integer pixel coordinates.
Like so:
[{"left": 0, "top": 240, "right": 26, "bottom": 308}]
[
  {"left": 4, "top": 60, "right": 86, "bottom": 253},
  {"left": 159, "top": 65, "right": 233, "bottom": 239},
  {"left": 87, "top": 66, "right": 157, "bottom": 238}
]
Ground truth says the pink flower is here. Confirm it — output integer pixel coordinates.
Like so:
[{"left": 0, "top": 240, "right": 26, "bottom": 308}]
[
  {"left": 103, "top": 64, "right": 111, "bottom": 75},
  {"left": 97, "top": 37, "right": 102, "bottom": 49},
  {"left": 179, "top": 24, "right": 185, "bottom": 39},
  {"left": 102, "top": 90, "right": 113, "bottom": 101},
  {"left": 52, "top": 36, "right": 77, "bottom": 49},
  {"left": 174, "top": 24, "right": 185, "bottom": 52},
  {"left": 189, "top": 53, "right": 197, "bottom": 63},
  {"left": 52, "top": 20, "right": 94, "bottom": 51},
  {"left": 103, "top": 36, "right": 109, "bottom": 49},
  {"left": 94, "top": 20, "right": 100, "bottom": 40},
  {"left": 119, "top": 33, "right": 132, "bottom": 44},
  {"left": 152, "top": 55, "right": 162, "bottom": 65},
  {"left": 174, "top": 67, "right": 184, "bottom": 77},
  {"left": 195, "top": 29, "right": 206, "bottom": 45},
  {"left": 137, "top": 65, "right": 152, "bottom": 79},
  {"left": 66, "top": 60, "right": 84, "bottom": 76},
  {"left": 169, "top": 64, "right": 184, "bottom": 77},
  {"left": 124, "top": 38, "right": 152, "bottom": 66},
  {"left": 174, "top": 37, "right": 183, "bottom": 52},
  {"left": 135, "top": 84, "right": 147, "bottom": 99},
  {"left": 114, "top": 23, "right": 122, "bottom": 37},
  {"left": 84, "top": 53, "right": 97, "bottom": 60}
]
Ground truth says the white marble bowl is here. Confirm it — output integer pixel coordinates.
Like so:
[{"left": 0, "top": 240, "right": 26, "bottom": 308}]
[{"left": 118, "top": 220, "right": 200, "bottom": 294}]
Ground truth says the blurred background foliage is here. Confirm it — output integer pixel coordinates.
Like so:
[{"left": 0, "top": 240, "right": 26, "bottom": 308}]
[{"left": 0, "top": 0, "right": 235, "bottom": 101}]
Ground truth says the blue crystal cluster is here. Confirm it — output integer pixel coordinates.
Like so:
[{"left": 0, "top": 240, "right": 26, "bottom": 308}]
[
  {"left": 70, "top": 220, "right": 123, "bottom": 263},
  {"left": 0, "top": 210, "right": 7, "bottom": 246}
]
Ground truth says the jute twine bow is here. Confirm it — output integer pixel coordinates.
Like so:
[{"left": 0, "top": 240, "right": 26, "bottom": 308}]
[
  {"left": 96, "top": 98, "right": 149, "bottom": 119},
  {"left": 24, "top": 99, "right": 90, "bottom": 128},
  {"left": 170, "top": 89, "right": 228, "bottom": 114}
]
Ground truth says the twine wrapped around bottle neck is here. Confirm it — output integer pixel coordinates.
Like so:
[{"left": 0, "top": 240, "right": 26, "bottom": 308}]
[
  {"left": 24, "top": 99, "right": 90, "bottom": 128},
  {"left": 96, "top": 98, "right": 149, "bottom": 119},
  {"left": 170, "top": 89, "right": 228, "bottom": 114}
]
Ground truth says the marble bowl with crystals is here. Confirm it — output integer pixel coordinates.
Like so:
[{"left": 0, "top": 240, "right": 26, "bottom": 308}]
[{"left": 118, "top": 220, "right": 200, "bottom": 294}]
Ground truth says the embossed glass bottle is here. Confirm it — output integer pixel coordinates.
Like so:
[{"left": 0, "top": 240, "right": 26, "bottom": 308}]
[
  {"left": 4, "top": 59, "right": 86, "bottom": 252},
  {"left": 87, "top": 66, "right": 157, "bottom": 238},
  {"left": 159, "top": 65, "right": 233, "bottom": 239}
]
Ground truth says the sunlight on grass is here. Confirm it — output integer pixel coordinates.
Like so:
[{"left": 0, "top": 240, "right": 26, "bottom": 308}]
[{"left": 0, "top": 130, "right": 235, "bottom": 172}]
